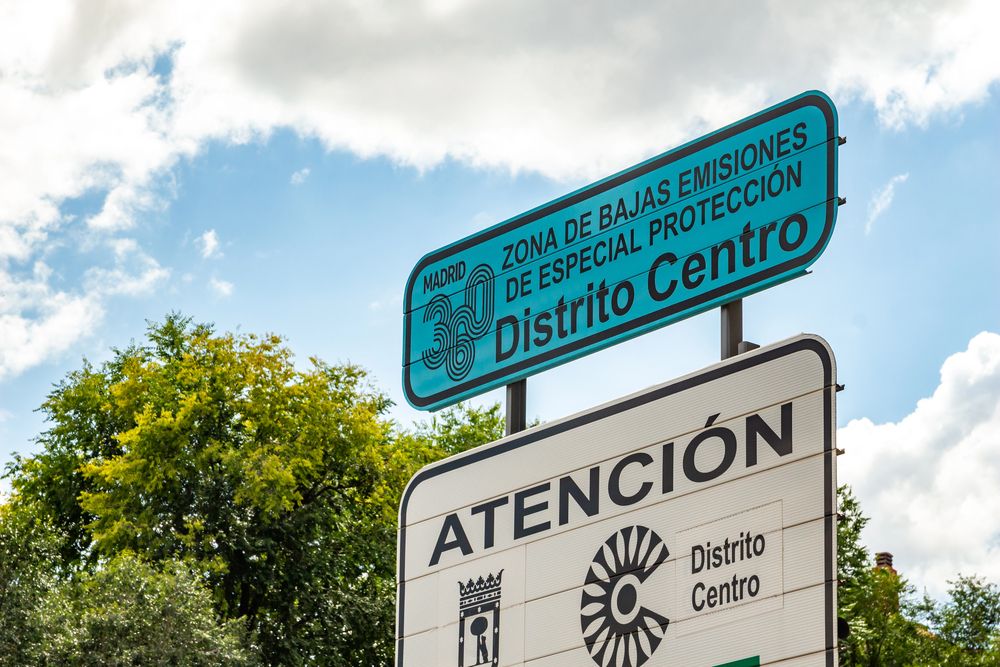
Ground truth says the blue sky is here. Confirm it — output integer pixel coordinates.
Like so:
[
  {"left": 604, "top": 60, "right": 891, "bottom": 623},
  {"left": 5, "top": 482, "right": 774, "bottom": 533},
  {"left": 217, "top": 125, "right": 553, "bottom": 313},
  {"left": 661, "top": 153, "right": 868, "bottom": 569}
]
[{"left": 1, "top": 0, "right": 999, "bottom": 597}]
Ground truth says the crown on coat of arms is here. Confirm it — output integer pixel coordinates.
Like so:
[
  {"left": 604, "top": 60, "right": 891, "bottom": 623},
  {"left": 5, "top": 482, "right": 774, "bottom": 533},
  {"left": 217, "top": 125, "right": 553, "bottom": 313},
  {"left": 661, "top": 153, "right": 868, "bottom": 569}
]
[{"left": 458, "top": 570, "right": 503, "bottom": 610}]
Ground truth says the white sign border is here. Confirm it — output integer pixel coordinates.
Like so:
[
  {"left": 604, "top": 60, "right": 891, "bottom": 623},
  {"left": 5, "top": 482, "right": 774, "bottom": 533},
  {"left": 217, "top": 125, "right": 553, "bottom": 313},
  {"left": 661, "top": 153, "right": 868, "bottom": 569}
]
[{"left": 396, "top": 334, "right": 837, "bottom": 667}]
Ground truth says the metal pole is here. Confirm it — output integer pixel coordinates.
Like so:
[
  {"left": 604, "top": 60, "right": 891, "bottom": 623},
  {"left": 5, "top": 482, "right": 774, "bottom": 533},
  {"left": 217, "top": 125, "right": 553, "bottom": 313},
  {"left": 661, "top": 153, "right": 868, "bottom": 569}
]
[
  {"left": 505, "top": 379, "right": 527, "bottom": 435},
  {"left": 721, "top": 299, "right": 743, "bottom": 360}
]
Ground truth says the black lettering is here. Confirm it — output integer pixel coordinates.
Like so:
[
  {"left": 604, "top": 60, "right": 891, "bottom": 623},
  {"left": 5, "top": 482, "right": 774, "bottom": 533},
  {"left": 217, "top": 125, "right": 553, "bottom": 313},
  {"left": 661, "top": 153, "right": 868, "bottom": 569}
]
[
  {"left": 429, "top": 513, "right": 473, "bottom": 566},
  {"left": 502, "top": 243, "right": 515, "bottom": 270},
  {"left": 682, "top": 253, "right": 705, "bottom": 289},
  {"left": 792, "top": 121, "right": 807, "bottom": 150},
  {"left": 657, "top": 178, "right": 671, "bottom": 205},
  {"left": 662, "top": 442, "right": 674, "bottom": 494},
  {"left": 710, "top": 240, "right": 735, "bottom": 280},
  {"left": 766, "top": 165, "right": 785, "bottom": 197},
  {"left": 692, "top": 545, "right": 704, "bottom": 574},
  {"left": 611, "top": 280, "right": 634, "bottom": 316},
  {"left": 514, "top": 482, "right": 551, "bottom": 539},
  {"left": 692, "top": 582, "right": 705, "bottom": 611},
  {"left": 555, "top": 298, "right": 569, "bottom": 338},
  {"left": 739, "top": 222, "right": 755, "bottom": 268},
  {"left": 471, "top": 497, "right": 509, "bottom": 550},
  {"left": 719, "top": 152, "right": 733, "bottom": 180},
  {"left": 758, "top": 134, "right": 774, "bottom": 164},
  {"left": 663, "top": 212, "right": 678, "bottom": 238},
  {"left": 647, "top": 252, "right": 678, "bottom": 302},
  {"left": 678, "top": 168, "right": 691, "bottom": 197},
  {"left": 779, "top": 213, "right": 807, "bottom": 251},
  {"left": 683, "top": 415, "right": 737, "bottom": 483},
  {"left": 558, "top": 467, "right": 600, "bottom": 525},
  {"left": 532, "top": 311, "right": 553, "bottom": 347},
  {"left": 599, "top": 204, "right": 612, "bottom": 230},
  {"left": 746, "top": 402, "right": 793, "bottom": 466},
  {"left": 786, "top": 161, "right": 801, "bottom": 189},
  {"left": 495, "top": 315, "right": 519, "bottom": 362},
  {"left": 776, "top": 127, "right": 791, "bottom": 157},
  {"left": 693, "top": 161, "right": 712, "bottom": 192},
  {"left": 608, "top": 452, "right": 653, "bottom": 506},
  {"left": 758, "top": 221, "right": 777, "bottom": 262}
]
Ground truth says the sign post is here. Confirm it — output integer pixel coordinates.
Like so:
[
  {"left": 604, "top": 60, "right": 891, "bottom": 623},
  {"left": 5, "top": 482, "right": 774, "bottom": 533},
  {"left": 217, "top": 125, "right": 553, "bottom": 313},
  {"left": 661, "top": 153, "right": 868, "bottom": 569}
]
[
  {"left": 721, "top": 300, "right": 744, "bottom": 360},
  {"left": 403, "top": 92, "right": 839, "bottom": 411},
  {"left": 396, "top": 335, "right": 838, "bottom": 666},
  {"left": 505, "top": 379, "right": 527, "bottom": 435}
]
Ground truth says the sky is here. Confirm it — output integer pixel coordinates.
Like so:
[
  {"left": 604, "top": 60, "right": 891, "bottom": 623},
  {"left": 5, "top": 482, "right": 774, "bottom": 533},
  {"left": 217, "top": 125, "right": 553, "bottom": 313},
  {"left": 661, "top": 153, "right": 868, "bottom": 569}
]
[{"left": 1, "top": 0, "right": 999, "bottom": 599}]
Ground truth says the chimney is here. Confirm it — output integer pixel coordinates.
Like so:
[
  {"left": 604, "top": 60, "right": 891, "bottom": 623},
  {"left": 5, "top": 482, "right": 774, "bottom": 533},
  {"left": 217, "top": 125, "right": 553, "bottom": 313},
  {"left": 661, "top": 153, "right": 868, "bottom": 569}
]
[
  {"left": 874, "top": 552, "right": 900, "bottom": 611},
  {"left": 875, "top": 552, "right": 896, "bottom": 573}
]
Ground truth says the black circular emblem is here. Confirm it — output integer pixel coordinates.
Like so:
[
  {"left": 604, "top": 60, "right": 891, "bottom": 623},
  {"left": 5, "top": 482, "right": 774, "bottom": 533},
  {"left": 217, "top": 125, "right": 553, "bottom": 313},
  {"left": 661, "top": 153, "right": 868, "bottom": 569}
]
[{"left": 580, "top": 525, "right": 670, "bottom": 667}]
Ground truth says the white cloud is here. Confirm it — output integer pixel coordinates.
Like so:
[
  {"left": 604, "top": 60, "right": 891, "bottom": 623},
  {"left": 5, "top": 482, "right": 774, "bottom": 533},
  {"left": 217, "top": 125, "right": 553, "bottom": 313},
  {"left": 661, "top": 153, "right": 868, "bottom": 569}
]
[
  {"left": 196, "top": 229, "right": 221, "bottom": 259},
  {"left": 84, "top": 239, "right": 170, "bottom": 297},
  {"left": 290, "top": 167, "right": 310, "bottom": 185},
  {"left": 208, "top": 276, "right": 234, "bottom": 297},
  {"left": 866, "top": 173, "right": 909, "bottom": 234},
  {"left": 4, "top": 1, "right": 997, "bottom": 192},
  {"left": 839, "top": 332, "right": 1000, "bottom": 597},
  {"left": 0, "top": 273, "right": 102, "bottom": 380},
  {"left": 0, "top": 237, "right": 167, "bottom": 379},
  {"left": 152, "top": 0, "right": 999, "bottom": 180},
  {"left": 1, "top": 0, "right": 999, "bottom": 378}
]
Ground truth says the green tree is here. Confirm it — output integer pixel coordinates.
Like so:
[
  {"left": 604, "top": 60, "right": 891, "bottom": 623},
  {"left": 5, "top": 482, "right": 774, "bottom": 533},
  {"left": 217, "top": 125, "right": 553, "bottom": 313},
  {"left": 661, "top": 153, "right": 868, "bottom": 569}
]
[
  {"left": 412, "top": 401, "right": 505, "bottom": 456},
  {"left": 837, "top": 485, "right": 933, "bottom": 666},
  {"left": 840, "top": 565, "right": 928, "bottom": 666},
  {"left": 31, "top": 554, "right": 254, "bottom": 666},
  {"left": 7, "top": 315, "right": 393, "bottom": 663},
  {"left": 0, "top": 504, "right": 60, "bottom": 666},
  {"left": 935, "top": 576, "right": 1000, "bottom": 653},
  {"left": 835, "top": 486, "right": 1000, "bottom": 666},
  {"left": 836, "top": 485, "right": 871, "bottom": 594},
  {"left": 909, "top": 575, "right": 1000, "bottom": 666},
  {"left": 4, "top": 314, "right": 504, "bottom": 665}
]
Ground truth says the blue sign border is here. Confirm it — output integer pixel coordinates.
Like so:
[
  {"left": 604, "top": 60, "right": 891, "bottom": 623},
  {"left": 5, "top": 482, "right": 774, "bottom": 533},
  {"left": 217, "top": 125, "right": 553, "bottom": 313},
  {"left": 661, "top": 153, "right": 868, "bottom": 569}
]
[{"left": 403, "top": 91, "right": 838, "bottom": 410}]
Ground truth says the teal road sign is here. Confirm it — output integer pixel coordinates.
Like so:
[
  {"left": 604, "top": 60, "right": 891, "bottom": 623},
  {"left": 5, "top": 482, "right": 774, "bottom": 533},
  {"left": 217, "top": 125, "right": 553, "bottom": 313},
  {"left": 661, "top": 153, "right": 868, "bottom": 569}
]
[{"left": 403, "top": 91, "right": 839, "bottom": 410}]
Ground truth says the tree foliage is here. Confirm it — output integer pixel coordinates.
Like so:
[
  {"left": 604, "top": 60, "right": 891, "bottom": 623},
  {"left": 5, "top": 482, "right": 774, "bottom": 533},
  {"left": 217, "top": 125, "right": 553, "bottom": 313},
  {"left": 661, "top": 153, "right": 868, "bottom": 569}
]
[
  {"left": 837, "top": 485, "right": 1000, "bottom": 666},
  {"left": 412, "top": 401, "right": 506, "bottom": 457},
  {"left": 933, "top": 576, "right": 1000, "bottom": 653},
  {"left": 0, "top": 505, "right": 60, "bottom": 665},
  {"left": 32, "top": 554, "right": 255, "bottom": 666},
  {"left": 8, "top": 313, "right": 999, "bottom": 665},
  {"left": 2, "top": 314, "right": 503, "bottom": 665}
]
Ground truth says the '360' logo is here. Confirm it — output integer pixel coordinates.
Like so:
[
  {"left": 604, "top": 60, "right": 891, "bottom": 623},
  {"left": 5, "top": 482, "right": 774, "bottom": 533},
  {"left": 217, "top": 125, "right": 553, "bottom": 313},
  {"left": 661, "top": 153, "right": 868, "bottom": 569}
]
[{"left": 422, "top": 264, "right": 494, "bottom": 382}]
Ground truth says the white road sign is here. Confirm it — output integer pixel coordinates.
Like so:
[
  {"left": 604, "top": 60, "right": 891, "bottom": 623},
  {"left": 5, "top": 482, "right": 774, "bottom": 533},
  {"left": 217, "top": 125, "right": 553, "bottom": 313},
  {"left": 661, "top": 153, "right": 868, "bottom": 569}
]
[{"left": 396, "top": 334, "right": 838, "bottom": 667}]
